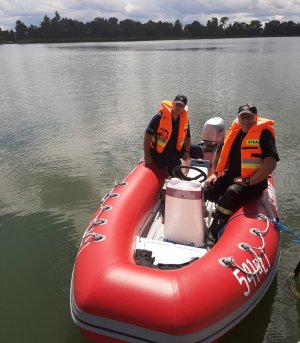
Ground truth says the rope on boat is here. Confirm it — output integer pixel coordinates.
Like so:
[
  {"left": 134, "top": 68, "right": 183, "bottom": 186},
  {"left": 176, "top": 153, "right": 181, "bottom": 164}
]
[
  {"left": 77, "top": 179, "right": 127, "bottom": 255},
  {"left": 220, "top": 212, "right": 271, "bottom": 275},
  {"left": 259, "top": 199, "right": 300, "bottom": 244},
  {"left": 221, "top": 210, "right": 300, "bottom": 278},
  {"left": 224, "top": 211, "right": 300, "bottom": 244},
  {"left": 220, "top": 213, "right": 271, "bottom": 276},
  {"left": 272, "top": 219, "right": 300, "bottom": 244},
  {"left": 114, "top": 181, "right": 127, "bottom": 187},
  {"left": 222, "top": 256, "right": 261, "bottom": 276},
  {"left": 81, "top": 232, "right": 105, "bottom": 244},
  {"left": 85, "top": 179, "right": 127, "bottom": 231}
]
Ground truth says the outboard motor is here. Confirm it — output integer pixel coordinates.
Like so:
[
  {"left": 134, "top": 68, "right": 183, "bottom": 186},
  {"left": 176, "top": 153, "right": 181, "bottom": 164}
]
[
  {"left": 164, "top": 178, "right": 205, "bottom": 247},
  {"left": 200, "top": 117, "right": 225, "bottom": 163}
]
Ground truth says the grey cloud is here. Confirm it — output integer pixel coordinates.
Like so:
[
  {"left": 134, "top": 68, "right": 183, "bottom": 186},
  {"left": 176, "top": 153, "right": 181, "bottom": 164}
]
[{"left": 1, "top": 0, "right": 300, "bottom": 30}]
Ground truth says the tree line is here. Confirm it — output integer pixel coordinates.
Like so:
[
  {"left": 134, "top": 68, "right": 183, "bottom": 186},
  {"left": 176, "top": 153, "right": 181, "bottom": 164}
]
[{"left": 1, "top": 11, "right": 300, "bottom": 42}]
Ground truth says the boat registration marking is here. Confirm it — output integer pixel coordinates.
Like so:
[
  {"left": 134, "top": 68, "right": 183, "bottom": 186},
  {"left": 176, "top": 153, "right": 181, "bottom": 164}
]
[{"left": 232, "top": 251, "right": 270, "bottom": 297}]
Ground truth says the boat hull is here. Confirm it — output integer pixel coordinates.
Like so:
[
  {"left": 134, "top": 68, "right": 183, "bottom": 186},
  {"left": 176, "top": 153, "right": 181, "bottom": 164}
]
[{"left": 70, "top": 162, "right": 280, "bottom": 343}]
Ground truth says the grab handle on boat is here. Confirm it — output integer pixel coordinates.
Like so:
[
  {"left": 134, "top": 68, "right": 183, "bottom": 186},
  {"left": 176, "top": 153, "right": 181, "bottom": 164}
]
[
  {"left": 100, "top": 193, "right": 110, "bottom": 204},
  {"left": 220, "top": 256, "right": 261, "bottom": 276},
  {"left": 81, "top": 232, "right": 105, "bottom": 244},
  {"left": 114, "top": 180, "right": 127, "bottom": 187}
]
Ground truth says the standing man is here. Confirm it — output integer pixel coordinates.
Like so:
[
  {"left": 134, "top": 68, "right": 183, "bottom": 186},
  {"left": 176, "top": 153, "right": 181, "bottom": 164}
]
[
  {"left": 204, "top": 103, "right": 280, "bottom": 241},
  {"left": 144, "top": 94, "right": 192, "bottom": 174}
]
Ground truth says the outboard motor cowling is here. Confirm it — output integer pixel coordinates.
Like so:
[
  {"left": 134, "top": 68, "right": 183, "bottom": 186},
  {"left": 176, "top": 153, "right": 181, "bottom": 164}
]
[{"left": 200, "top": 117, "right": 225, "bottom": 162}]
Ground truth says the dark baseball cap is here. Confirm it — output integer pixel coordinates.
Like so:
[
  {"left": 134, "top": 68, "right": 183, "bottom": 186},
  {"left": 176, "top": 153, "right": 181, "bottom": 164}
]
[
  {"left": 174, "top": 94, "right": 187, "bottom": 106},
  {"left": 238, "top": 103, "right": 257, "bottom": 116}
]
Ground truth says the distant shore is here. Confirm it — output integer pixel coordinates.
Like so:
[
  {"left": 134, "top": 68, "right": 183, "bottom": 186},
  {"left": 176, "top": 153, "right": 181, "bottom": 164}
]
[
  {"left": 1, "top": 34, "right": 300, "bottom": 45},
  {"left": 2, "top": 13, "right": 299, "bottom": 44}
]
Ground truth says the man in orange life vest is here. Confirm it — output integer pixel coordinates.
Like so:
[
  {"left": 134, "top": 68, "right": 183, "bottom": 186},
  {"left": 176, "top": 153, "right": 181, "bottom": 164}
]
[
  {"left": 144, "top": 94, "right": 196, "bottom": 174},
  {"left": 204, "top": 103, "right": 279, "bottom": 241}
]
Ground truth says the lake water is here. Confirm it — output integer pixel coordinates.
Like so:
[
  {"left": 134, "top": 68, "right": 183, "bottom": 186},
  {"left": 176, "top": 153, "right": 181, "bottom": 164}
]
[{"left": 0, "top": 37, "right": 299, "bottom": 342}]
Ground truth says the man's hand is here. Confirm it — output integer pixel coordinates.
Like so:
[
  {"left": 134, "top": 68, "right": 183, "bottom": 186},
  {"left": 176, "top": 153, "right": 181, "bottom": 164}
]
[
  {"left": 181, "top": 154, "right": 191, "bottom": 175},
  {"left": 144, "top": 156, "right": 153, "bottom": 167},
  {"left": 234, "top": 177, "right": 249, "bottom": 187},
  {"left": 182, "top": 152, "right": 191, "bottom": 163},
  {"left": 204, "top": 174, "right": 218, "bottom": 188}
]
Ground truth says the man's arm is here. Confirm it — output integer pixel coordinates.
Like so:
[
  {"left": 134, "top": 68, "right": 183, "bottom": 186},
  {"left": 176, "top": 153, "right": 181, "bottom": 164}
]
[
  {"left": 144, "top": 132, "right": 154, "bottom": 166},
  {"left": 211, "top": 149, "right": 221, "bottom": 175},
  {"left": 144, "top": 113, "right": 161, "bottom": 166},
  {"left": 204, "top": 148, "right": 221, "bottom": 188},
  {"left": 248, "top": 157, "right": 277, "bottom": 185},
  {"left": 182, "top": 136, "right": 191, "bottom": 161}
]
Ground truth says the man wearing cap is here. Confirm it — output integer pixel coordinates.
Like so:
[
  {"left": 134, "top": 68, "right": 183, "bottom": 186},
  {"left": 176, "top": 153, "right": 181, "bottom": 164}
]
[
  {"left": 144, "top": 94, "right": 193, "bottom": 174},
  {"left": 204, "top": 103, "right": 279, "bottom": 241}
]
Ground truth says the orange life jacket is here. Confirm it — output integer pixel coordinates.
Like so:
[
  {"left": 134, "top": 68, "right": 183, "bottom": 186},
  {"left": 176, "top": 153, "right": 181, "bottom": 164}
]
[
  {"left": 150, "top": 100, "right": 189, "bottom": 153},
  {"left": 216, "top": 117, "right": 275, "bottom": 178}
]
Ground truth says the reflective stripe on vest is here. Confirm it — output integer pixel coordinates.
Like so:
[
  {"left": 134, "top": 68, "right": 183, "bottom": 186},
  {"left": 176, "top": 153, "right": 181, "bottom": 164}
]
[
  {"left": 241, "top": 158, "right": 263, "bottom": 172},
  {"left": 150, "top": 100, "right": 189, "bottom": 153},
  {"left": 216, "top": 117, "right": 275, "bottom": 178}
]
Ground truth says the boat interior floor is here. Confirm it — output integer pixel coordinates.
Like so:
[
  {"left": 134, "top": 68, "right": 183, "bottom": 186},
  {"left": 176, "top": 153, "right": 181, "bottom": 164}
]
[{"left": 136, "top": 161, "right": 216, "bottom": 267}]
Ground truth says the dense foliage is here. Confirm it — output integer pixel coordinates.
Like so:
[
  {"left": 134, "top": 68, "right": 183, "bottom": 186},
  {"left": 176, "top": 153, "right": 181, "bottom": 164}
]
[{"left": 1, "top": 12, "right": 300, "bottom": 42}]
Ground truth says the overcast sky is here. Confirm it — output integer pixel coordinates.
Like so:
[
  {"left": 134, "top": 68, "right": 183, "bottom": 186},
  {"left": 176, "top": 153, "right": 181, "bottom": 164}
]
[{"left": 1, "top": 0, "right": 300, "bottom": 31}]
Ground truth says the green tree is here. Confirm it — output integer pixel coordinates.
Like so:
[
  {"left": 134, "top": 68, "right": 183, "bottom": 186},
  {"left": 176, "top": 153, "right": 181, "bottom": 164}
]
[
  {"left": 248, "top": 20, "right": 263, "bottom": 35},
  {"left": 40, "top": 15, "right": 51, "bottom": 38},
  {"left": 9, "top": 30, "right": 15, "bottom": 40},
  {"left": 15, "top": 20, "right": 28, "bottom": 39},
  {"left": 156, "top": 21, "right": 174, "bottom": 37},
  {"left": 227, "top": 21, "right": 249, "bottom": 35},
  {"left": 207, "top": 17, "right": 219, "bottom": 35},
  {"left": 119, "top": 19, "right": 139, "bottom": 37},
  {"left": 107, "top": 17, "right": 121, "bottom": 37},
  {"left": 27, "top": 25, "right": 41, "bottom": 39},
  {"left": 50, "top": 11, "right": 62, "bottom": 38},
  {"left": 0, "top": 27, "right": 4, "bottom": 41},
  {"left": 174, "top": 19, "right": 182, "bottom": 36},
  {"left": 90, "top": 17, "right": 111, "bottom": 37},
  {"left": 264, "top": 20, "right": 281, "bottom": 35},
  {"left": 219, "top": 17, "right": 229, "bottom": 32},
  {"left": 280, "top": 21, "right": 296, "bottom": 35},
  {"left": 0, "top": 28, "right": 13, "bottom": 41},
  {"left": 6, "top": 13, "right": 300, "bottom": 42},
  {"left": 184, "top": 21, "right": 206, "bottom": 37},
  {"left": 60, "top": 18, "right": 87, "bottom": 38},
  {"left": 143, "top": 20, "right": 158, "bottom": 37}
]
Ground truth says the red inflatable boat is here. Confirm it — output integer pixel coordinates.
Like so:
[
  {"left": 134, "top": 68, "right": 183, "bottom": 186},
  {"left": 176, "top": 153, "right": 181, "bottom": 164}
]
[{"left": 70, "top": 118, "right": 280, "bottom": 343}]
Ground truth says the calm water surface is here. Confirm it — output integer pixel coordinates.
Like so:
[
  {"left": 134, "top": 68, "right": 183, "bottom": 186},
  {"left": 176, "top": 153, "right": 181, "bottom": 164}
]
[{"left": 0, "top": 37, "right": 299, "bottom": 342}]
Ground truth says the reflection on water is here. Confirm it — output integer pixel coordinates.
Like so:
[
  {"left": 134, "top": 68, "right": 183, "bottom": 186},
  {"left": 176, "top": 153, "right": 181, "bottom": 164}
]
[
  {"left": 219, "top": 278, "right": 277, "bottom": 343},
  {"left": 0, "top": 210, "right": 81, "bottom": 343},
  {"left": 0, "top": 37, "right": 300, "bottom": 342}
]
